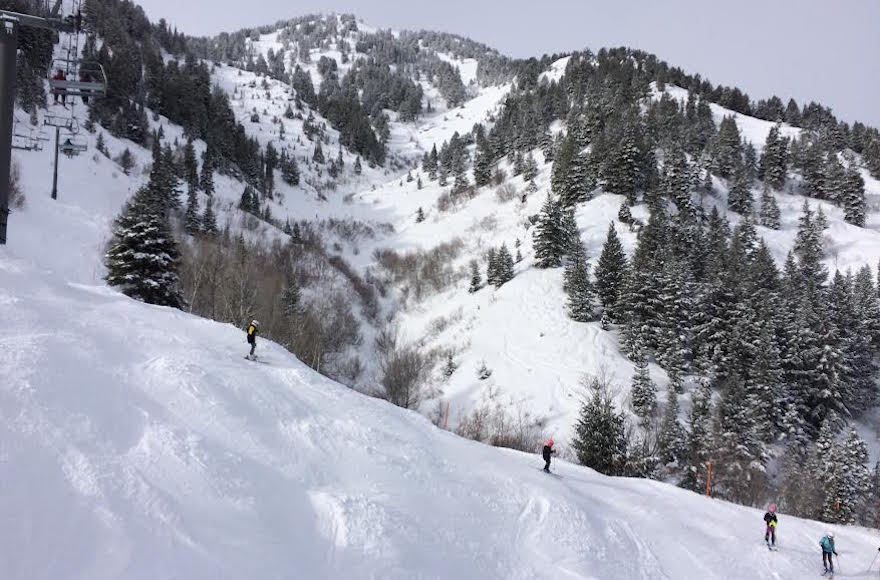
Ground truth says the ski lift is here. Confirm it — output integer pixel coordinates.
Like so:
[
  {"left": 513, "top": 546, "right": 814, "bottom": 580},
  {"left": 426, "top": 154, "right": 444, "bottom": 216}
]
[
  {"left": 59, "top": 135, "right": 87, "bottom": 157},
  {"left": 48, "top": 58, "right": 107, "bottom": 100},
  {"left": 43, "top": 113, "right": 76, "bottom": 130}
]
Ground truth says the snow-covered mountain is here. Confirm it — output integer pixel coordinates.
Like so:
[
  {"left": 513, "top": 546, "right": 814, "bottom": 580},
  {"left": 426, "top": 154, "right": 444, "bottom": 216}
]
[
  {"left": 4, "top": 186, "right": 880, "bottom": 580},
  {"left": 4, "top": 6, "right": 880, "bottom": 578}
]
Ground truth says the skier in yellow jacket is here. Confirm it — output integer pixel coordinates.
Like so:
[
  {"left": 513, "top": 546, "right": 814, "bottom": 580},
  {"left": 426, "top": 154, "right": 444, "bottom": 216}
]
[{"left": 246, "top": 320, "right": 260, "bottom": 360}]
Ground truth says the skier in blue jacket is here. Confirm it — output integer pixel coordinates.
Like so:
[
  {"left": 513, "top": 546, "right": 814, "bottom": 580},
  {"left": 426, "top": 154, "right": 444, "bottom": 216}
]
[{"left": 820, "top": 532, "right": 837, "bottom": 575}]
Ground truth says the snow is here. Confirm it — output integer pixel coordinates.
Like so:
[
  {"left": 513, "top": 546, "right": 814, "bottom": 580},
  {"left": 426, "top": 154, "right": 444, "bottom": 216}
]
[
  {"left": 5, "top": 236, "right": 880, "bottom": 579},
  {"left": 540, "top": 56, "right": 571, "bottom": 84},
  {"left": 653, "top": 83, "right": 802, "bottom": 150},
  {"left": 436, "top": 52, "right": 480, "bottom": 86},
  {"left": 6, "top": 31, "right": 880, "bottom": 578}
]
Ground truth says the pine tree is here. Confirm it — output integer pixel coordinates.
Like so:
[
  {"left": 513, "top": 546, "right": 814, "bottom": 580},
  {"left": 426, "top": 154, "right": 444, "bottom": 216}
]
[
  {"left": 119, "top": 148, "right": 134, "bottom": 175},
  {"left": 657, "top": 382, "right": 686, "bottom": 466},
  {"left": 495, "top": 244, "right": 515, "bottom": 287},
  {"left": 815, "top": 417, "right": 842, "bottom": 523},
  {"left": 105, "top": 187, "right": 183, "bottom": 308},
  {"left": 202, "top": 197, "right": 218, "bottom": 235},
  {"left": 842, "top": 162, "right": 866, "bottom": 227},
  {"left": 486, "top": 247, "right": 498, "bottom": 287},
  {"left": 564, "top": 239, "right": 596, "bottom": 322},
  {"left": 354, "top": 156, "right": 362, "bottom": 175},
  {"left": 630, "top": 347, "right": 656, "bottom": 424},
  {"left": 522, "top": 152, "right": 539, "bottom": 182},
  {"left": 183, "top": 139, "right": 199, "bottom": 192},
  {"left": 415, "top": 207, "right": 425, "bottom": 223},
  {"left": 713, "top": 116, "right": 743, "bottom": 179},
  {"left": 532, "top": 195, "right": 567, "bottom": 268},
  {"left": 712, "top": 373, "right": 767, "bottom": 504},
  {"left": 727, "top": 166, "right": 753, "bottom": 214},
  {"left": 758, "top": 124, "right": 788, "bottom": 190},
  {"left": 572, "top": 378, "right": 628, "bottom": 476},
  {"left": 594, "top": 222, "right": 629, "bottom": 321},
  {"left": 758, "top": 186, "right": 781, "bottom": 229},
  {"left": 312, "top": 142, "right": 325, "bottom": 164},
  {"left": 682, "top": 380, "right": 713, "bottom": 493},
  {"left": 473, "top": 134, "right": 493, "bottom": 187},
  {"left": 835, "top": 428, "right": 870, "bottom": 524},
  {"left": 184, "top": 184, "right": 201, "bottom": 235},
  {"left": 468, "top": 259, "right": 482, "bottom": 293},
  {"left": 281, "top": 276, "right": 302, "bottom": 319},
  {"left": 281, "top": 153, "right": 300, "bottom": 186},
  {"left": 200, "top": 148, "right": 215, "bottom": 195}
]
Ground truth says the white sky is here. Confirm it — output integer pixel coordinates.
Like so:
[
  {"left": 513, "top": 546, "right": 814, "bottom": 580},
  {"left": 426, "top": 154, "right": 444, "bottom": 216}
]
[{"left": 137, "top": 0, "right": 880, "bottom": 127}]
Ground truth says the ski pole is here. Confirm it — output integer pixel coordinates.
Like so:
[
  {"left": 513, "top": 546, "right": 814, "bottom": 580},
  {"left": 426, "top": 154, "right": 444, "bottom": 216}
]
[{"left": 869, "top": 550, "right": 879, "bottom": 572}]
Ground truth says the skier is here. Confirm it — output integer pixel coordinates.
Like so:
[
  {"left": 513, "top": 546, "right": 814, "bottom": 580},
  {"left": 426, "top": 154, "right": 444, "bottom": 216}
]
[
  {"left": 763, "top": 503, "right": 778, "bottom": 549},
  {"left": 820, "top": 531, "right": 837, "bottom": 576},
  {"left": 51, "top": 70, "right": 67, "bottom": 105},
  {"left": 246, "top": 320, "right": 260, "bottom": 360},
  {"left": 542, "top": 438, "right": 556, "bottom": 473}
]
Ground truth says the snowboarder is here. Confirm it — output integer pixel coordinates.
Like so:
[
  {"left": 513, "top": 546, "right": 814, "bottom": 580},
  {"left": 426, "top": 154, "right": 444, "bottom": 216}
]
[
  {"left": 542, "top": 438, "right": 556, "bottom": 473},
  {"left": 820, "top": 531, "right": 837, "bottom": 576},
  {"left": 763, "top": 503, "right": 778, "bottom": 548},
  {"left": 246, "top": 319, "right": 260, "bottom": 360}
]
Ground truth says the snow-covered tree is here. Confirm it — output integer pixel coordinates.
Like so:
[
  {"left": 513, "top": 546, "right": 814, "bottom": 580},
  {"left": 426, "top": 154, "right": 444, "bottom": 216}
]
[
  {"left": 533, "top": 195, "right": 567, "bottom": 268},
  {"left": 573, "top": 378, "right": 627, "bottom": 476},
  {"left": 105, "top": 187, "right": 183, "bottom": 308},
  {"left": 594, "top": 222, "right": 629, "bottom": 321}
]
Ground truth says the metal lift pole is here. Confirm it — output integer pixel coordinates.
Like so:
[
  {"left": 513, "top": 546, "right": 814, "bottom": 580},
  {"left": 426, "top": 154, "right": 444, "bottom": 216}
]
[
  {"left": 51, "top": 126, "right": 60, "bottom": 200},
  {"left": 0, "top": 16, "right": 18, "bottom": 245}
]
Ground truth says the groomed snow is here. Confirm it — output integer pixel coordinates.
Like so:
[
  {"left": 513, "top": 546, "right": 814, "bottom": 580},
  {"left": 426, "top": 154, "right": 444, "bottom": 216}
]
[{"left": 3, "top": 248, "right": 880, "bottom": 579}]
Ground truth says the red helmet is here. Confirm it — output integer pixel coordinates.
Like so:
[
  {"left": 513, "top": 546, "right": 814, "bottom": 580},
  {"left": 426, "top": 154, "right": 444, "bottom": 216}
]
[{"left": 547, "top": 438, "right": 554, "bottom": 446}]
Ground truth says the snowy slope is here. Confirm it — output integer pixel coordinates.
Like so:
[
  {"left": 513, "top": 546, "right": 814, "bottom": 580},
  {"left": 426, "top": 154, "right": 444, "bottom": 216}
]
[{"left": 5, "top": 243, "right": 880, "bottom": 580}]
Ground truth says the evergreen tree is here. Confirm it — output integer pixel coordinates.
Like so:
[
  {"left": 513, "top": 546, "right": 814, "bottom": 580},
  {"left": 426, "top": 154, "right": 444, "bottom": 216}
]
[
  {"left": 183, "top": 184, "right": 201, "bottom": 234},
  {"left": 486, "top": 247, "right": 498, "bottom": 286},
  {"left": 200, "top": 148, "right": 215, "bottom": 195},
  {"left": 712, "top": 373, "right": 767, "bottom": 504},
  {"left": 495, "top": 244, "right": 515, "bottom": 287},
  {"left": 758, "top": 124, "right": 788, "bottom": 190},
  {"left": 727, "top": 166, "right": 753, "bottom": 214},
  {"left": 682, "top": 380, "right": 713, "bottom": 493},
  {"left": 564, "top": 239, "right": 596, "bottom": 322},
  {"left": 415, "top": 207, "right": 425, "bottom": 223},
  {"left": 713, "top": 116, "right": 743, "bottom": 178},
  {"left": 758, "top": 186, "right": 781, "bottom": 229},
  {"left": 473, "top": 133, "right": 493, "bottom": 187},
  {"left": 468, "top": 259, "right": 482, "bottom": 293},
  {"left": 533, "top": 195, "right": 567, "bottom": 268},
  {"left": 202, "top": 197, "right": 218, "bottom": 235},
  {"left": 842, "top": 162, "right": 866, "bottom": 227},
  {"left": 281, "top": 153, "right": 300, "bottom": 186},
  {"left": 658, "top": 382, "right": 686, "bottom": 466},
  {"left": 522, "top": 152, "right": 539, "bottom": 182},
  {"left": 105, "top": 187, "right": 183, "bottom": 308},
  {"left": 572, "top": 379, "right": 628, "bottom": 476},
  {"left": 630, "top": 347, "right": 656, "bottom": 424},
  {"left": 594, "top": 222, "right": 629, "bottom": 321},
  {"left": 354, "top": 156, "right": 363, "bottom": 175},
  {"left": 119, "top": 148, "right": 134, "bottom": 175},
  {"left": 183, "top": 139, "right": 199, "bottom": 192},
  {"left": 835, "top": 428, "right": 871, "bottom": 524},
  {"left": 603, "top": 122, "right": 642, "bottom": 204},
  {"left": 312, "top": 142, "right": 325, "bottom": 164}
]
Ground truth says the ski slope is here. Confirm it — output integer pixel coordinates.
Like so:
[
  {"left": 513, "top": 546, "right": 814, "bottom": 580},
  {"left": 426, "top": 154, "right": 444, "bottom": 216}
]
[{"left": 4, "top": 245, "right": 880, "bottom": 580}]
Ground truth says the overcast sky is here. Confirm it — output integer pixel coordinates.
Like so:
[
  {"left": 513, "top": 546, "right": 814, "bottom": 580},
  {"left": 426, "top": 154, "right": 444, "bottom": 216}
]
[{"left": 138, "top": 0, "right": 880, "bottom": 127}]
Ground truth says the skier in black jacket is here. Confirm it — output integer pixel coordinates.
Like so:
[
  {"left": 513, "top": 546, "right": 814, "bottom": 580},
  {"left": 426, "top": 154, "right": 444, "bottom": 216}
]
[
  {"left": 246, "top": 320, "right": 260, "bottom": 359},
  {"left": 763, "top": 503, "right": 778, "bottom": 548},
  {"left": 542, "top": 438, "right": 556, "bottom": 473}
]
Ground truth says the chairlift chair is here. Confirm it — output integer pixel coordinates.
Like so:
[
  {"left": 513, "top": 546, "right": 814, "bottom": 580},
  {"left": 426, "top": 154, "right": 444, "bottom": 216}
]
[
  {"left": 59, "top": 135, "right": 87, "bottom": 157},
  {"left": 48, "top": 58, "right": 107, "bottom": 99},
  {"left": 43, "top": 113, "right": 75, "bottom": 129}
]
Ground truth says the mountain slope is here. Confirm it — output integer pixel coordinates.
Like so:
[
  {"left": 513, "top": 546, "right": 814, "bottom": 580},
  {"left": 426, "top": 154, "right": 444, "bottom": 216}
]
[{"left": 3, "top": 246, "right": 880, "bottom": 580}]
